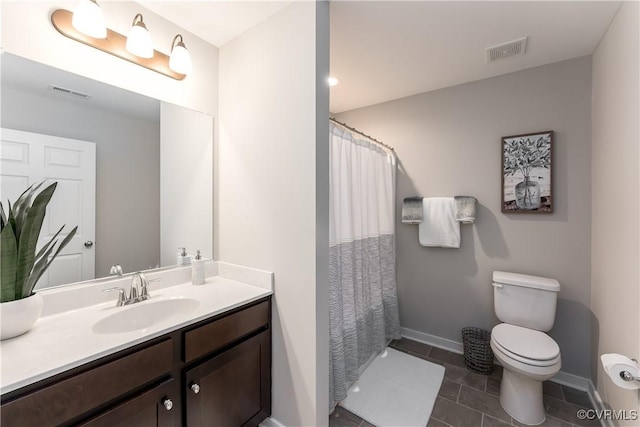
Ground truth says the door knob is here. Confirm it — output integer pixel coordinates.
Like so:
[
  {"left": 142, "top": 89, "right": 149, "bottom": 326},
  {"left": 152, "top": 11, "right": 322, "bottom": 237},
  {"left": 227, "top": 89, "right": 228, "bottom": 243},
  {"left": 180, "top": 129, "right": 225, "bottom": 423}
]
[
  {"left": 84, "top": 240, "right": 94, "bottom": 248},
  {"left": 162, "top": 398, "right": 173, "bottom": 411},
  {"left": 190, "top": 382, "right": 200, "bottom": 394}
]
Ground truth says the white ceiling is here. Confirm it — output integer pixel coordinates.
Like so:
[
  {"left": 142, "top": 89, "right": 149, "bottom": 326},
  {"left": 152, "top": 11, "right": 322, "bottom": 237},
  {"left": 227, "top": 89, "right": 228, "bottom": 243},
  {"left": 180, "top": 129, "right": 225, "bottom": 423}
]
[
  {"left": 329, "top": 1, "right": 621, "bottom": 113},
  {"left": 138, "top": 0, "right": 292, "bottom": 47},
  {"left": 133, "top": 1, "right": 620, "bottom": 114}
]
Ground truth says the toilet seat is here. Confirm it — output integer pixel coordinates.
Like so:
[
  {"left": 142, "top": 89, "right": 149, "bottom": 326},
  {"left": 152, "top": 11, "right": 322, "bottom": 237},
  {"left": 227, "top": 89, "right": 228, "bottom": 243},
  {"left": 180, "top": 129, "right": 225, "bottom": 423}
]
[{"left": 491, "top": 324, "right": 560, "bottom": 367}]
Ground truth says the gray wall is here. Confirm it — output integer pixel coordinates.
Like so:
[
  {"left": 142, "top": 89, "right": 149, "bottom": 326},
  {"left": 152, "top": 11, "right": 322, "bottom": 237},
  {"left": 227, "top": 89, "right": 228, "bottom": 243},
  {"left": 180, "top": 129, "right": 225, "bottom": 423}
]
[
  {"left": 336, "top": 56, "right": 592, "bottom": 377},
  {"left": 1, "top": 87, "right": 160, "bottom": 278}
]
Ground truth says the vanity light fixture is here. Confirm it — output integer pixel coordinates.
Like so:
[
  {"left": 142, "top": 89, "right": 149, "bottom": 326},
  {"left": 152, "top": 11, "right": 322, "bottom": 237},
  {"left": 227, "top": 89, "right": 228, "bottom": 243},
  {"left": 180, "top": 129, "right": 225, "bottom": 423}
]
[
  {"left": 51, "top": 9, "right": 187, "bottom": 80},
  {"left": 126, "top": 14, "right": 153, "bottom": 59},
  {"left": 71, "top": 0, "right": 106, "bottom": 39},
  {"left": 328, "top": 76, "right": 339, "bottom": 87},
  {"left": 169, "top": 35, "right": 192, "bottom": 75}
]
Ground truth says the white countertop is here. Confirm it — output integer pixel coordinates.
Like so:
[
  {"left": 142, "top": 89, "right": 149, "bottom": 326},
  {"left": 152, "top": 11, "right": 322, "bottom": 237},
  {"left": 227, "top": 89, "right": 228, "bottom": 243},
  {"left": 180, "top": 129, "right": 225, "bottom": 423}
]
[{"left": 1, "top": 267, "right": 273, "bottom": 395}]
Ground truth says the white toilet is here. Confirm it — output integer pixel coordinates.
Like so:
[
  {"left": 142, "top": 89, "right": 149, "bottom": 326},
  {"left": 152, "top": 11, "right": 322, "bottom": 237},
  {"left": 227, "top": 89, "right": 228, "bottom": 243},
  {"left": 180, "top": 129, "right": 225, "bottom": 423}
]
[{"left": 490, "top": 271, "right": 562, "bottom": 425}]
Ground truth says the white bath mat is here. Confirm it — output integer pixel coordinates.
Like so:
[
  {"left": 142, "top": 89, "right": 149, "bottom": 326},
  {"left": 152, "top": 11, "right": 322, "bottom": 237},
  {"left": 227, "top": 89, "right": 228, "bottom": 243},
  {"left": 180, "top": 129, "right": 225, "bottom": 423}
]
[{"left": 341, "top": 347, "right": 445, "bottom": 427}]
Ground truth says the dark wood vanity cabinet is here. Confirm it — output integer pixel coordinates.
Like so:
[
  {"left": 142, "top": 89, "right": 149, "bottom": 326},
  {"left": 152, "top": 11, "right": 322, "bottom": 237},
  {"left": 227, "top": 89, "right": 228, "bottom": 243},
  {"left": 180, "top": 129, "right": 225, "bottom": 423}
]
[
  {"left": 1, "top": 339, "right": 176, "bottom": 427},
  {"left": 185, "top": 331, "right": 270, "bottom": 427},
  {"left": 0, "top": 297, "right": 271, "bottom": 427},
  {"left": 183, "top": 301, "right": 271, "bottom": 427}
]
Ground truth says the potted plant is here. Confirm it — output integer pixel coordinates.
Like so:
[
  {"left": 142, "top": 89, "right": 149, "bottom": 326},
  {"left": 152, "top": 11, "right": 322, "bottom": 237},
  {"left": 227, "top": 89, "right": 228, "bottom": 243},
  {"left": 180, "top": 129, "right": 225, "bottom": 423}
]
[
  {"left": 503, "top": 135, "right": 551, "bottom": 210},
  {"left": 0, "top": 182, "right": 77, "bottom": 340}
]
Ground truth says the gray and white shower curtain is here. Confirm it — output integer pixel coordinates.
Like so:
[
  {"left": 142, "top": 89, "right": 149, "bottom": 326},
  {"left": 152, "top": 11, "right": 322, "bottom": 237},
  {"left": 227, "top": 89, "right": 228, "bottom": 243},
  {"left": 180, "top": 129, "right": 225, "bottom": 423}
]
[{"left": 329, "top": 122, "right": 401, "bottom": 409}]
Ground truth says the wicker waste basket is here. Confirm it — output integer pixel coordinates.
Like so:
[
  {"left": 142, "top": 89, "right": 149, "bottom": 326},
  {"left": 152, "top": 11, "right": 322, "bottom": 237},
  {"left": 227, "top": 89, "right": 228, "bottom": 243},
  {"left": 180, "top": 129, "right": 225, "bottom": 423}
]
[{"left": 461, "top": 327, "right": 493, "bottom": 375}]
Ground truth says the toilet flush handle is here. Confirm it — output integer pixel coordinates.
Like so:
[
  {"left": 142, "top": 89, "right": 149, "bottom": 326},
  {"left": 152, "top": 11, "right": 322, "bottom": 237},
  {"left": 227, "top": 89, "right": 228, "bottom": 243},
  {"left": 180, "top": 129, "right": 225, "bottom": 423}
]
[{"left": 492, "top": 283, "right": 503, "bottom": 289}]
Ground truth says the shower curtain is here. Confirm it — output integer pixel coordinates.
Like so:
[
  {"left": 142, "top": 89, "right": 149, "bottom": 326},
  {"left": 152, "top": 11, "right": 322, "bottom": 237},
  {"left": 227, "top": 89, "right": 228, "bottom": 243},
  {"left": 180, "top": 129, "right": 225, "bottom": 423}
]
[{"left": 329, "top": 122, "right": 401, "bottom": 409}]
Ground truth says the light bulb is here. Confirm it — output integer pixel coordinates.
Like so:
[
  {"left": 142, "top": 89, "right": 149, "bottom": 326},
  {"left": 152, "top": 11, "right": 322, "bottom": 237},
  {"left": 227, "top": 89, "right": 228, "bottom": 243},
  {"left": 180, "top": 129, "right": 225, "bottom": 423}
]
[
  {"left": 328, "top": 76, "right": 339, "bottom": 87},
  {"left": 126, "top": 14, "right": 153, "bottom": 59},
  {"left": 72, "top": 0, "right": 107, "bottom": 39},
  {"left": 169, "top": 35, "right": 192, "bottom": 75}
]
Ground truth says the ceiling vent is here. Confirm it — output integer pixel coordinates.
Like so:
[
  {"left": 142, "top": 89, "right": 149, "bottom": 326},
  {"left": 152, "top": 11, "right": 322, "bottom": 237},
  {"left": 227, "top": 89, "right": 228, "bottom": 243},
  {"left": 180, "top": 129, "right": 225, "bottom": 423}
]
[
  {"left": 486, "top": 37, "right": 528, "bottom": 63},
  {"left": 48, "top": 85, "right": 92, "bottom": 100}
]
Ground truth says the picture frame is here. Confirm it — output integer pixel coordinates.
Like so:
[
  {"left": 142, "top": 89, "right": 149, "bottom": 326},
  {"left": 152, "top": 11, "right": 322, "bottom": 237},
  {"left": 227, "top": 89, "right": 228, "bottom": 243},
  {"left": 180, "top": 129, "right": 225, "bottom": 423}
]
[{"left": 501, "top": 131, "right": 553, "bottom": 213}]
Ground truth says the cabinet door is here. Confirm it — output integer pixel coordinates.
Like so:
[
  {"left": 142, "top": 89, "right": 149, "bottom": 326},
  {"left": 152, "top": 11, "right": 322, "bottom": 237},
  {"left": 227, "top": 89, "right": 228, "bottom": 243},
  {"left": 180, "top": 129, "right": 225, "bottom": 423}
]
[
  {"left": 78, "top": 379, "right": 177, "bottom": 427},
  {"left": 185, "top": 331, "right": 270, "bottom": 427}
]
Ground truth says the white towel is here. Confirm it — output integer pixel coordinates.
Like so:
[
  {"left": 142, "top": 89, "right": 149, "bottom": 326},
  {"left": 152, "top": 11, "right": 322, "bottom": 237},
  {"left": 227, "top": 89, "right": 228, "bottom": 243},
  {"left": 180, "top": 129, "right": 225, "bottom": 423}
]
[{"left": 418, "top": 197, "right": 460, "bottom": 248}]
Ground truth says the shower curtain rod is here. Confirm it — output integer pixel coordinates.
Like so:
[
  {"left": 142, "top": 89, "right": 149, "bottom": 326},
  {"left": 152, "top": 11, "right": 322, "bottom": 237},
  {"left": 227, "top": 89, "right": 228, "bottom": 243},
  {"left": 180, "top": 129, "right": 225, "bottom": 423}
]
[{"left": 330, "top": 117, "right": 395, "bottom": 152}]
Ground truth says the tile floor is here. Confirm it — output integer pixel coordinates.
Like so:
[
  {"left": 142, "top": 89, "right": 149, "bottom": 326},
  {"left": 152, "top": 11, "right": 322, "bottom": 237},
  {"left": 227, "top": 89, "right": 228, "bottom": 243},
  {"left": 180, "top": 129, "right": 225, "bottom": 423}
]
[{"left": 329, "top": 338, "right": 598, "bottom": 427}]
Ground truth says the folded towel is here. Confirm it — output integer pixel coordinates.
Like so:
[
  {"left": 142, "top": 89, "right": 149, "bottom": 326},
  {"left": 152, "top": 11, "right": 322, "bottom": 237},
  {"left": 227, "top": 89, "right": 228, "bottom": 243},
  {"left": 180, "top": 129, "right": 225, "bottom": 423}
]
[
  {"left": 454, "top": 196, "right": 477, "bottom": 224},
  {"left": 419, "top": 197, "right": 460, "bottom": 248},
  {"left": 402, "top": 197, "right": 423, "bottom": 223}
]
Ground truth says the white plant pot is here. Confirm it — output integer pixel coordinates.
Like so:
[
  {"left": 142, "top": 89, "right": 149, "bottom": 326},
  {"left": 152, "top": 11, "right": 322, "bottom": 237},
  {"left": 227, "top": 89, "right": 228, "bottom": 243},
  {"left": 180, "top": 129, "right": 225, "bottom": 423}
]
[{"left": 1, "top": 293, "right": 44, "bottom": 340}]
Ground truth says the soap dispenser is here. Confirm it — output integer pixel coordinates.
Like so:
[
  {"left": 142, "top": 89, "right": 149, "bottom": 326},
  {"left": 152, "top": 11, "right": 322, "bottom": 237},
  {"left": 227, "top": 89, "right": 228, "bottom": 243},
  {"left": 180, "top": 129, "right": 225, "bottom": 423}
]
[
  {"left": 177, "top": 247, "right": 191, "bottom": 266},
  {"left": 191, "top": 250, "right": 205, "bottom": 285}
]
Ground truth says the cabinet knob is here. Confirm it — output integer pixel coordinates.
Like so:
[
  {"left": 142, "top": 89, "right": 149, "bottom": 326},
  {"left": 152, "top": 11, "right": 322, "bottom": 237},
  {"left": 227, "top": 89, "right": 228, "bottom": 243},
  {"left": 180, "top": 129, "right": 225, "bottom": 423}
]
[
  {"left": 190, "top": 382, "right": 201, "bottom": 394},
  {"left": 84, "top": 240, "right": 94, "bottom": 248},
  {"left": 162, "top": 398, "right": 173, "bottom": 411}
]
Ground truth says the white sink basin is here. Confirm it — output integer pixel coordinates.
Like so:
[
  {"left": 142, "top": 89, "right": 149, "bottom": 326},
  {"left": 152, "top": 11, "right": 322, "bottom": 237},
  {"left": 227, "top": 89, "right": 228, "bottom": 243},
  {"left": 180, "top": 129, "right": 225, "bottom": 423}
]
[{"left": 93, "top": 298, "right": 199, "bottom": 334}]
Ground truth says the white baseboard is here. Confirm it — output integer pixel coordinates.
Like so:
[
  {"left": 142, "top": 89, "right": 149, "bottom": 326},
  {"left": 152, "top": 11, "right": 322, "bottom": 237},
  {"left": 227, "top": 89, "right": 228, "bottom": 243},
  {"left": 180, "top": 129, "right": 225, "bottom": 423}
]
[
  {"left": 400, "top": 327, "right": 606, "bottom": 425},
  {"left": 400, "top": 327, "right": 464, "bottom": 354},
  {"left": 587, "top": 384, "right": 613, "bottom": 427},
  {"left": 259, "top": 417, "right": 286, "bottom": 427},
  {"left": 550, "top": 370, "right": 590, "bottom": 391}
]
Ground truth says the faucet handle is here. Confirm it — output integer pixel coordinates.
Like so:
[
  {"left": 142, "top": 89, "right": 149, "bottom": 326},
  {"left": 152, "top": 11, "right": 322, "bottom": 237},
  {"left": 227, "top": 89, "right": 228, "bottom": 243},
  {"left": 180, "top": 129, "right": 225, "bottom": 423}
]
[
  {"left": 103, "top": 287, "right": 127, "bottom": 306},
  {"left": 140, "top": 277, "right": 160, "bottom": 300}
]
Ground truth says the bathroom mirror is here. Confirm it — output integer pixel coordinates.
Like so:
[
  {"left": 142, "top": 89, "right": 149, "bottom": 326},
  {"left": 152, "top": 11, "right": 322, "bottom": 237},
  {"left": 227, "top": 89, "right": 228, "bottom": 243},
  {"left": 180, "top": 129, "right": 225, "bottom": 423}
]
[{"left": 0, "top": 53, "right": 213, "bottom": 290}]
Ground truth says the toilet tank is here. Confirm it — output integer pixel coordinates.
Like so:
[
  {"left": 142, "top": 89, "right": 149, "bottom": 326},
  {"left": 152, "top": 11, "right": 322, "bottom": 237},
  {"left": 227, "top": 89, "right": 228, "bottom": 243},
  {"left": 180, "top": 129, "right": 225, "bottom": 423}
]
[{"left": 492, "top": 271, "right": 560, "bottom": 332}]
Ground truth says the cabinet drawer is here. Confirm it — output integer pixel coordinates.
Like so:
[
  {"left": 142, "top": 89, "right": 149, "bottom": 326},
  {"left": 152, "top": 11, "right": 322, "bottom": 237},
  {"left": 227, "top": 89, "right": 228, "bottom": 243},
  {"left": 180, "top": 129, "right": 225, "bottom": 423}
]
[
  {"left": 78, "top": 379, "right": 176, "bottom": 427},
  {"left": 184, "top": 301, "right": 268, "bottom": 363},
  {"left": 1, "top": 339, "right": 173, "bottom": 427}
]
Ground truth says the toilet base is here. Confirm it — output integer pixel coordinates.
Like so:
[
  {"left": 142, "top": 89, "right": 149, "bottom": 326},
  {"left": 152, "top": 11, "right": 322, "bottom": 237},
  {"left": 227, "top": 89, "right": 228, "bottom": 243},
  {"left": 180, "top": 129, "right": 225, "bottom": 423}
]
[{"left": 499, "top": 369, "right": 546, "bottom": 425}]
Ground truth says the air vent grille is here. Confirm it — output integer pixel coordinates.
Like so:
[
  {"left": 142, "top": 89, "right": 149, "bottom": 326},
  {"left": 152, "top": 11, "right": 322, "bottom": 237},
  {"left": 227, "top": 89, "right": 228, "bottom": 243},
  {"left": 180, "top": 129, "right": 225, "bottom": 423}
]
[
  {"left": 48, "top": 85, "right": 92, "bottom": 100},
  {"left": 486, "top": 37, "right": 528, "bottom": 63}
]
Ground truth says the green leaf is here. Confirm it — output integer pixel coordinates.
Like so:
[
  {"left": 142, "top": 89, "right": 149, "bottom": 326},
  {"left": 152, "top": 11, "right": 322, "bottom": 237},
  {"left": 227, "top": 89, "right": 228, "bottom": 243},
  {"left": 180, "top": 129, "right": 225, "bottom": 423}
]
[
  {"left": 35, "top": 225, "right": 65, "bottom": 261},
  {"left": 1, "top": 181, "right": 79, "bottom": 300},
  {"left": 12, "top": 182, "right": 44, "bottom": 242},
  {"left": 0, "top": 223, "right": 18, "bottom": 302},
  {"left": 15, "top": 183, "right": 57, "bottom": 296},
  {"left": 25, "top": 226, "right": 77, "bottom": 295},
  {"left": 7, "top": 200, "right": 14, "bottom": 224},
  {"left": 25, "top": 242, "right": 57, "bottom": 297},
  {"left": 0, "top": 201, "right": 6, "bottom": 231}
]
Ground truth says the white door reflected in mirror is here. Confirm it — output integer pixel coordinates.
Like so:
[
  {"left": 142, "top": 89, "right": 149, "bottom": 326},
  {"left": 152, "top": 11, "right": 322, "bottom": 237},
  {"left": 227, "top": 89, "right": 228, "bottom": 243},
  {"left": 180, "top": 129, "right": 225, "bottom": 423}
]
[{"left": 0, "top": 128, "right": 96, "bottom": 289}]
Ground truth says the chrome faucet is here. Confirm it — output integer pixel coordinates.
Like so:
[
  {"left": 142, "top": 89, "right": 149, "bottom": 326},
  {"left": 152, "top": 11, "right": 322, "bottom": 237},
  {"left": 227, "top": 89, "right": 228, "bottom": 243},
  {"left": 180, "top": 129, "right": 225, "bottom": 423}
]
[
  {"left": 131, "top": 272, "right": 150, "bottom": 302},
  {"left": 109, "top": 264, "right": 123, "bottom": 276},
  {"left": 103, "top": 272, "right": 160, "bottom": 307}
]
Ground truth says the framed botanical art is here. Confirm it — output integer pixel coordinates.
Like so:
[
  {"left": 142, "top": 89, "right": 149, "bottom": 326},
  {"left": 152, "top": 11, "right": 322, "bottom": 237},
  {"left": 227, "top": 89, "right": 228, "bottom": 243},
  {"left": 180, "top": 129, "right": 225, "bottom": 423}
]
[{"left": 501, "top": 131, "right": 553, "bottom": 213}]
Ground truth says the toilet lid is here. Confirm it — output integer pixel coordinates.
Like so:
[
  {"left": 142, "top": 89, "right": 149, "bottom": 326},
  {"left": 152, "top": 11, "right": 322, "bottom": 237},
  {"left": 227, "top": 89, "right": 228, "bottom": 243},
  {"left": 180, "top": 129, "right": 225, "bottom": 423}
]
[{"left": 492, "top": 324, "right": 560, "bottom": 361}]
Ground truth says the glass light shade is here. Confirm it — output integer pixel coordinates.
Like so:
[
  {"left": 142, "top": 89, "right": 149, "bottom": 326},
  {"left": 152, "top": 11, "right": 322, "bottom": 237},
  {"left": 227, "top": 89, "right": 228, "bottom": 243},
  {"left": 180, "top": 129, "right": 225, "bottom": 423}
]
[
  {"left": 169, "top": 44, "right": 192, "bottom": 75},
  {"left": 126, "top": 22, "right": 153, "bottom": 58},
  {"left": 72, "top": 0, "right": 107, "bottom": 39}
]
